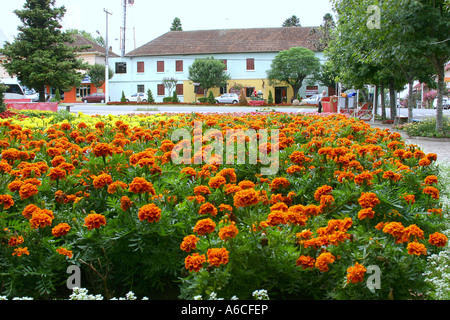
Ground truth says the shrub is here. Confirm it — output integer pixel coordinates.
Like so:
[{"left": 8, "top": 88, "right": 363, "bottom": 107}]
[
  {"left": 402, "top": 116, "right": 450, "bottom": 138},
  {"left": 207, "top": 90, "right": 215, "bottom": 105},
  {"left": 121, "top": 91, "right": 127, "bottom": 103},
  {"left": 239, "top": 90, "right": 248, "bottom": 105},
  {"left": 147, "top": 89, "right": 155, "bottom": 103},
  {"left": 172, "top": 91, "right": 179, "bottom": 103},
  {"left": 267, "top": 90, "right": 274, "bottom": 105}
]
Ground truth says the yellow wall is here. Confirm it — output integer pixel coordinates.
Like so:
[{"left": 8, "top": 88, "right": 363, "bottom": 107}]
[{"left": 183, "top": 79, "right": 296, "bottom": 104}]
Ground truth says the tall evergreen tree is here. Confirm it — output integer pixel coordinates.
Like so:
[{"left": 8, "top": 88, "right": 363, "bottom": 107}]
[
  {"left": 282, "top": 15, "right": 301, "bottom": 27},
  {"left": 170, "top": 17, "right": 183, "bottom": 31},
  {"left": 0, "top": 0, "right": 90, "bottom": 102}
]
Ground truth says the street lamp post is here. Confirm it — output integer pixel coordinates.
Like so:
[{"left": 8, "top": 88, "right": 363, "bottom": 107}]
[{"left": 104, "top": 8, "right": 112, "bottom": 104}]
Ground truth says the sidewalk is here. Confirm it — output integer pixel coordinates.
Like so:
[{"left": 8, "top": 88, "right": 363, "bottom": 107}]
[{"left": 368, "top": 121, "right": 450, "bottom": 164}]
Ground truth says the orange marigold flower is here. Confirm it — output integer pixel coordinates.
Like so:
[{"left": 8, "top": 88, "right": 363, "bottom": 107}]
[
  {"left": 383, "top": 170, "right": 402, "bottom": 182},
  {"left": 8, "top": 179, "right": 23, "bottom": 192},
  {"left": 93, "top": 173, "right": 113, "bottom": 189},
  {"left": 0, "top": 194, "right": 14, "bottom": 210},
  {"left": 219, "top": 204, "right": 233, "bottom": 214},
  {"left": 218, "top": 223, "right": 239, "bottom": 241},
  {"left": 128, "top": 177, "right": 156, "bottom": 195},
  {"left": 296, "top": 229, "right": 313, "bottom": 240},
  {"left": 423, "top": 186, "right": 439, "bottom": 200},
  {"left": 424, "top": 175, "right": 438, "bottom": 185},
  {"left": 289, "top": 151, "right": 311, "bottom": 165},
  {"left": 93, "top": 143, "right": 113, "bottom": 158},
  {"left": 138, "top": 203, "right": 162, "bottom": 223},
  {"left": 19, "top": 183, "right": 39, "bottom": 200},
  {"left": 8, "top": 235, "right": 24, "bottom": 247},
  {"left": 296, "top": 255, "right": 316, "bottom": 269},
  {"left": 120, "top": 196, "right": 133, "bottom": 211},
  {"left": 382, "top": 221, "right": 405, "bottom": 243},
  {"left": 358, "top": 208, "right": 375, "bottom": 220},
  {"left": 47, "top": 167, "right": 66, "bottom": 181},
  {"left": 358, "top": 192, "right": 380, "bottom": 208},
  {"left": 84, "top": 213, "right": 107, "bottom": 230},
  {"left": 346, "top": 262, "right": 367, "bottom": 284},
  {"left": 428, "top": 232, "right": 448, "bottom": 248},
  {"left": 233, "top": 188, "right": 260, "bottom": 208},
  {"left": 404, "top": 224, "right": 424, "bottom": 241},
  {"left": 56, "top": 247, "right": 73, "bottom": 258},
  {"left": 30, "top": 210, "right": 54, "bottom": 229},
  {"left": 270, "top": 177, "right": 290, "bottom": 191},
  {"left": 180, "top": 234, "right": 200, "bottom": 252},
  {"left": 107, "top": 181, "right": 128, "bottom": 194},
  {"left": 208, "top": 175, "right": 227, "bottom": 189},
  {"left": 314, "top": 185, "right": 333, "bottom": 201},
  {"left": 354, "top": 171, "right": 374, "bottom": 185},
  {"left": 403, "top": 194, "right": 415, "bottom": 205},
  {"left": 193, "top": 185, "right": 211, "bottom": 196},
  {"left": 52, "top": 223, "right": 71, "bottom": 237},
  {"left": 22, "top": 204, "right": 40, "bottom": 219},
  {"left": 12, "top": 247, "right": 29, "bottom": 257},
  {"left": 266, "top": 210, "right": 286, "bottom": 226},
  {"left": 407, "top": 241, "right": 427, "bottom": 256},
  {"left": 207, "top": 247, "right": 229, "bottom": 267},
  {"left": 193, "top": 218, "right": 216, "bottom": 236},
  {"left": 315, "top": 251, "right": 335, "bottom": 272},
  {"left": 217, "top": 168, "right": 237, "bottom": 183},
  {"left": 184, "top": 253, "right": 206, "bottom": 272},
  {"left": 180, "top": 167, "right": 197, "bottom": 179},
  {"left": 198, "top": 202, "right": 218, "bottom": 216}
]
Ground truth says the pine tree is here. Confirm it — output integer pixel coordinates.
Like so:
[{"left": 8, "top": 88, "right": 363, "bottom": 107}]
[
  {"left": 170, "top": 17, "right": 183, "bottom": 31},
  {"left": 147, "top": 89, "right": 155, "bottom": 103},
  {"left": 1, "top": 0, "right": 90, "bottom": 102},
  {"left": 267, "top": 90, "right": 274, "bottom": 104}
]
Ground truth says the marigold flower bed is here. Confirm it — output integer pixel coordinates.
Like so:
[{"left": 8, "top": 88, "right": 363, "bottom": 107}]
[{"left": 0, "top": 111, "right": 447, "bottom": 300}]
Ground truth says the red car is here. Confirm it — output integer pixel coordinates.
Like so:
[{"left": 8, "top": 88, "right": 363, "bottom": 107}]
[{"left": 81, "top": 93, "right": 105, "bottom": 103}]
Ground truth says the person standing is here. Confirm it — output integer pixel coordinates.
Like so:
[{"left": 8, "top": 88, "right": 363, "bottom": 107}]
[{"left": 317, "top": 90, "right": 327, "bottom": 113}]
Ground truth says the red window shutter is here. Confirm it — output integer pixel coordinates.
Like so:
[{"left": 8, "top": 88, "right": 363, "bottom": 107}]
[
  {"left": 222, "top": 59, "right": 227, "bottom": 70},
  {"left": 176, "top": 84, "right": 183, "bottom": 95},
  {"left": 157, "top": 84, "right": 165, "bottom": 96},
  {"left": 137, "top": 61, "right": 145, "bottom": 73},
  {"left": 246, "top": 58, "right": 254, "bottom": 70},
  {"left": 157, "top": 61, "right": 164, "bottom": 72},
  {"left": 176, "top": 60, "right": 183, "bottom": 72}
]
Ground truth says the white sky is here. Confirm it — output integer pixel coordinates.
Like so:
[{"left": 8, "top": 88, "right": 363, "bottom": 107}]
[{"left": 1, "top": 0, "right": 334, "bottom": 54}]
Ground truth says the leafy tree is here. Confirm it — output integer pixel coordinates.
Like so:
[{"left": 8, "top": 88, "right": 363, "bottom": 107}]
[
  {"left": 170, "top": 17, "right": 183, "bottom": 31},
  {"left": 1, "top": 0, "right": 90, "bottom": 102},
  {"left": 266, "top": 47, "right": 321, "bottom": 100},
  {"left": 309, "top": 13, "right": 336, "bottom": 51},
  {"left": 282, "top": 15, "right": 301, "bottom": 27},
  {"left": 188, "top": 57, "right": 230, "bottom": 96},
  {"left": 162, "top": 77, "right": 178, "bottom": 97},
  {"left": 88, "top": 64, "right": 114, "bottom": 88},
  {"left": 0, "top": 85, "right": 6, "bottom": 113}
]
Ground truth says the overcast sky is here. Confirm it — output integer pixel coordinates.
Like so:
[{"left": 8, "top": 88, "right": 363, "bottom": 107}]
[{"left": 1, "top": 0, "right": 334, "bottom": 54}]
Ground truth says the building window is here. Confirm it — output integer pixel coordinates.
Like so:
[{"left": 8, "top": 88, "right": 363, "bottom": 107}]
[
  {"left": 115, "top": 62, "right": 127, "bottom": 74},
  {"left": 137, "top": 61, "right": 145, "bottom": 73},
  {"left": 176, "top": 60, "right": 183, "bottom": 72},
  {"left": 157, "top": 61, "right": 165, "bottom": 73},
  {"left": 246, "top": 58, "right": 255, "bottom": 71},
  {"left": 245, "top": 87, "right": 255, "bottom": 97},
  {"left": 221, "top": 59, "right": 227, "bottom": 71},
  {"left": 220, "top": 85, "right": 227, "bottom": 94},
  {"left": 176, "top": 84, "right": 184, "bottom": 96},
  {"left": 157, "top": 84, "right": 165, "bottom": 96},
  {"left": 137, "top": 85, "right": 145, "bottom": 93}
]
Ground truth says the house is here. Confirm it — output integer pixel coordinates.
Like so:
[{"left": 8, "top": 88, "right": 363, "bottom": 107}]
[
  {"left": 58, "top": 34, "right": 119, "bottom": 103},
  {"left": 108, "top": 27, "right": 329, "bottom": 104},
  {"left": 0, "top": 32, "right": 119, "bottom": 103}
]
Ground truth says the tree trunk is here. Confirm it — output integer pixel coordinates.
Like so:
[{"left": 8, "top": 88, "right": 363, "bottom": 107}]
[
  {"left": 389, "top": 79, "right": 397, "bottom": 119},
  {"left": 374, "top": 85, "right": 378, "bottom": 116},
  {"left": 435, "top": 62, "right": 445, "bottom": 132},
  {"left": 407, "top": 79, "right": 414, "bottom": 122},
  {"left": 38, "top": 86, "right": 46, "bottom": 103},
  {"left": 380, "top": 84, "right": 386, "bottom": 120}
]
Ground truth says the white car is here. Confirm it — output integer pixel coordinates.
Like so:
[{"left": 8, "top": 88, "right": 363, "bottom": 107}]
[
  {"left": 303, "top": 94, "right": 320, "bottom": 105},
  {"left": 215, "top": 93, "right": 239, "bottom": 104},
  {"left": 126, "top": 92, "right": 148, "bottom": 102}
]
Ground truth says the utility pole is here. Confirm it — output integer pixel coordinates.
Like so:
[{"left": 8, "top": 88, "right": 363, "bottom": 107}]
[
  {"left": 104, "top": 8, "right": 112, "bottom": 104},
  {"left": 121, "top": 0, "right": 127, "bottom": 57}
]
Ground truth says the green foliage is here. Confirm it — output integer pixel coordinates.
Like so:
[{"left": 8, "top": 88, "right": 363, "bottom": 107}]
[
  {"left": 188, "top": 57, "right": 230, "bottom": 94},
  {"left": 402, "top": 117, "right": 450, "bottom": 138},
  {"left": 170, "top": 17, "right": 183, "bottom": 31},
  {"left": 147, "top": 89, "right": 155, "bottom": 103},
  {"left": 0, "top": 84, "right": 6, "bottom": 113},
  {"left": 121, "top": 91, "right": 126, "bottom": 103},
  {"left": 88, "top": 64, "right": 114, "bottom": 88},
  {"left": 207, "top": 90, "right": 215, "bottom": 105},
  {"left": 267, "top": 90, "right": 274, "bottom": 104}
]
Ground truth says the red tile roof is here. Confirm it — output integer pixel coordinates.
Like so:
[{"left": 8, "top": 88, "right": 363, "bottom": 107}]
[
  {"left": 126, "top": 27, "right": 320, "bottom": 57},
  {"left": 69, "top": 34, "right": 119, "bottom": 57}
]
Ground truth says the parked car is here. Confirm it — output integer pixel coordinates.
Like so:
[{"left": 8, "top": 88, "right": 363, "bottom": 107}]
[
  {"left": 433, "top": 97, "right": 450, "bottom": 109},
  {"left": 126, "top": 92, "right": 148, "bottom": 102},
  {"left": 82, "top": 93, "right": 105, "bottom": 103},
  {"left": 215, "top": 93, "right": 239, "bottom": 104}
]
